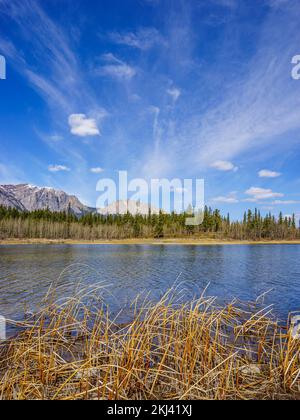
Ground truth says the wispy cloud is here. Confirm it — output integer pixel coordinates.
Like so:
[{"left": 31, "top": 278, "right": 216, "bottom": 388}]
[
  {"left": 48, "top": 165, "right": 70, "bottom": 173},
  {"left": 245, "top": 187, "right": 284, "bottom": 201},
  {"left": 210, "top": 0, "right": 237, "bottom": 9},
  {"left": 272, "top": 200, "right": 300, "bottom": 205},
  {"left": 49, "top": 135, "right": 63, "bottom": 142},
  {"left": 212, "top": 194, "right": 239, "bottom": 204},
  {"left": 1, "top": 0, "right": 300, "bottom": 213},
  {"left": 0, "top": 0, "right": 106, "bottom": 120},
  {"left": 157, "top": 3, "right": 300, "bottom": 176},
  {"left": 0, "top": 0, "right": 110, "bottom": 205},
  {"left": 90, "top": 167, "right": 104, "bottom": 174},
  {"left": 109, "top": 27, "right": 167, "bottom": 50},
  {"left": 0, "top": 2, "right": 76, "bottom": 112},
  {"left": 95, "top": 53, "right": 136, "bottom": 81},
  {"left": 0, "top": 163, "right": 26, "bottom": 184},
  {"left": 167, "top": 87, "right": 181, "bottom": 102},
  {"left": 143, "top": 0, "right": 160, "bottom": 6},
  {"left": 148, "top": 106, "right": 161, "bottom": 152}
]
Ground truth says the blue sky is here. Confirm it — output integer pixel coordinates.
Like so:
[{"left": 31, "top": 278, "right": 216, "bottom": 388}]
[{"left": 0, "top": 0, "right": 300, "bottom": 219}]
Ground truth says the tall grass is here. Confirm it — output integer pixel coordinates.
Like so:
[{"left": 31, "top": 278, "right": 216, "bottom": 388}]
[{"left": 0, "top": 287, "right": 300, "bottom": 400}]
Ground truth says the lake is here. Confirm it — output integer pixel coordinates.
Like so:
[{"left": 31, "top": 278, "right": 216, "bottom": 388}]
[{"left": 1, "top": 244, "right": 300, "bottom": 328}]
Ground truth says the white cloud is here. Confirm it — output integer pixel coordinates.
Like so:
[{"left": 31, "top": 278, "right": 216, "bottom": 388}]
[
  {"left": 68, "top": 114, "right": 100, "bottom": 137},
  {"left": 90, "top": 167, "right": 104, "bottom": 174},
  {"left": 48, "top": 165, "right": 70, "bottom": 172},
  {"left": 245, "top": 187, "right": 284, "bottom": 200},
  {"left": 100, "top": 64, "right": 136, "bottom": 80},
  {"left": 167, "top": 87, "right": 181, "bottom": 102},
  {"left": 212, "top": 196, "right": 239, "bottom": 204},
  {"left": 109, "top": 27, "right": 167, "bottom": 50},
  {"left": 96, "top": 54, "right": 136, "bottom": 81},
  {"left": 210, "top": 160, "right": 238, "bottom": 172},
  {"left": 258, "top": 169, "right": 281, "bottom": 178},
  {"left": 212, "top": 191, "right": 238, "bottom": 204}
]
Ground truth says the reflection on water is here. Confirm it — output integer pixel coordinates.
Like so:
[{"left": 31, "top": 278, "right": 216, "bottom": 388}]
[{"left": 0, "top": 244, "right": 300, "bottom": 323}]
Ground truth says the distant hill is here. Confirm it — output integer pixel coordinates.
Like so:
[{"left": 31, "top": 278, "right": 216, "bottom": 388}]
[{"left": 0, "top": 184, "right": 91, "bottom": 215}]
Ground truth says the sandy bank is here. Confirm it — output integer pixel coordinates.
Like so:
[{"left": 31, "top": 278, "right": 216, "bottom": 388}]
[{"left": 1, "top": 238, "right": 300, "bottom": 246}]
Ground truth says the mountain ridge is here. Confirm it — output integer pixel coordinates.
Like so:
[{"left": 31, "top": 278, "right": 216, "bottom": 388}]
[
  {"left": 0, "top": 184, "right": 160, "bottom": 216},
  {"left": 0, "top": 184, "right": 91, "bottom": 215}
]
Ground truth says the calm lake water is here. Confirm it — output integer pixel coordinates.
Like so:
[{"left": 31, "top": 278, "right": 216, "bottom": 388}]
[{"left": 1, "top": 244, "right": 300, "bottom": 326}]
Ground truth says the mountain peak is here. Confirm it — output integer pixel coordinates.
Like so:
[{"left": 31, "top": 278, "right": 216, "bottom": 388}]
[{"left": 0, "top": 184, "right": 90, "bottom": 215}]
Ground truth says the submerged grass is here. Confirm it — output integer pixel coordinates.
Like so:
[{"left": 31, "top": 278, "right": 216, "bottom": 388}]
[{"left": 1, "top": 286, "right": 300, "bottom": 400}]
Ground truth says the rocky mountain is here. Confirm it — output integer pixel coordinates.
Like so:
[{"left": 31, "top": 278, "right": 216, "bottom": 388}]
[
  {"left": 0, "top": 184, "right": 91, "bottom": 215},
  {"left": 0, "top": 186, "right": 26, "bottom": 211},
  {"left": 0, "top": 185, "right": 161, "bottom": 216}
]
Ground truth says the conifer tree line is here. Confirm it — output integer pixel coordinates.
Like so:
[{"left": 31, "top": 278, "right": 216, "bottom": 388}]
[{"left": 0, "top": 205, "right": 299, "bottom": 240}]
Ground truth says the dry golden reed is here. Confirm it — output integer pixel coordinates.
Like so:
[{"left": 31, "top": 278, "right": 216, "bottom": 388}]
[{"left": 1, "top": 286, "right": 300, "bottom": 400}]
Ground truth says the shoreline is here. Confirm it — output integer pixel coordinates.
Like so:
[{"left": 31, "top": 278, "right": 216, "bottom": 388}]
[{"left": 1, "top": 238, "right": 300, "bottom": 246}]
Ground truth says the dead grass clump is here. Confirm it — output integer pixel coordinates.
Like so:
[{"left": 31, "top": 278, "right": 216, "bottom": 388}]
[{"left": 1, "top": 290, "right": 300, "bottom": 400}]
